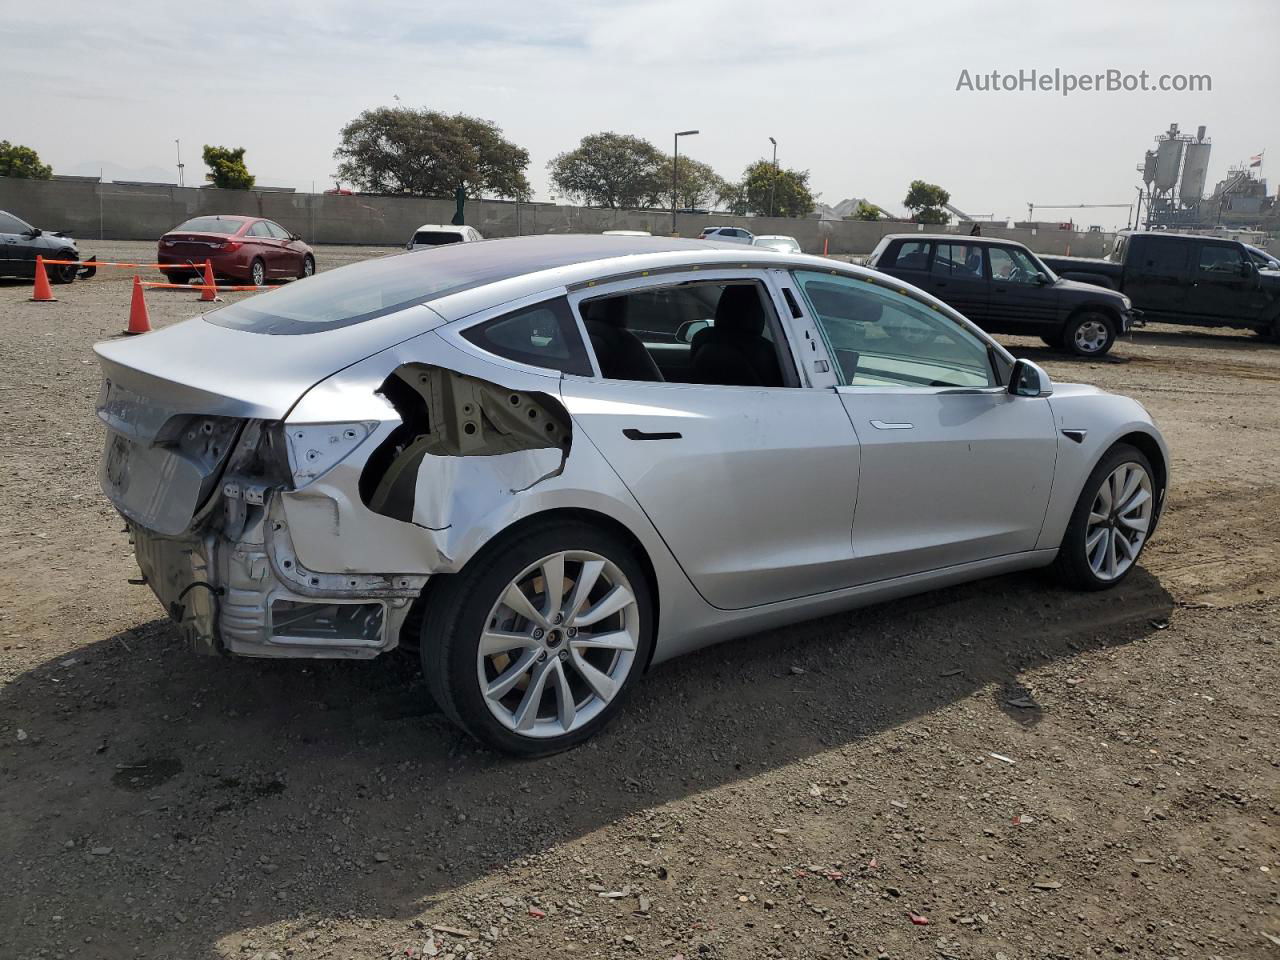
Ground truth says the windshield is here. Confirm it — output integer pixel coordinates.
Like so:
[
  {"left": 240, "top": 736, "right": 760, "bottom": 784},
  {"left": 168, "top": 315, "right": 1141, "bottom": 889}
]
[{"left": 174, "top": 217, "right": 244, "bottom": 235}]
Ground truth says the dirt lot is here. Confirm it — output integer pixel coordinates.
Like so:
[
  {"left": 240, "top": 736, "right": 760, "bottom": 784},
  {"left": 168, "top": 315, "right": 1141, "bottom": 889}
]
[{"left": 1, "top": 242, "right": 1277, "bottom": 960}]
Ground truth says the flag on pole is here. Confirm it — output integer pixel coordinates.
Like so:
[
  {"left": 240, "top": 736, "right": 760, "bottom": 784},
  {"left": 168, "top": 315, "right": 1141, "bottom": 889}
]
[{"left": 1249, "top": 153, "right": 1264, "bottom": 167}]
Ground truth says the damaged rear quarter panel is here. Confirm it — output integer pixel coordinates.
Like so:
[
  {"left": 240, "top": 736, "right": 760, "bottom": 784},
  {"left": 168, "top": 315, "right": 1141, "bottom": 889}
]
[{"left": 279, "top": 330, "right": 671, "bottom": 582}]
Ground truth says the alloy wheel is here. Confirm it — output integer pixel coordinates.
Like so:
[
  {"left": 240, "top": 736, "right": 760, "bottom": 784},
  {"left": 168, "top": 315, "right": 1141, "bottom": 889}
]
[
  {"left": 1073, "top": 318, "right": 1110, "bottom": 354},
  {"left": 1084, "top": 462, "right": 1152, "bottom": 581},
  {"left": 251, "top": 260, "right": 265, "bottom": 285},
  {"left": 476, "top": 550, "right": 640, "bottom": 739}
]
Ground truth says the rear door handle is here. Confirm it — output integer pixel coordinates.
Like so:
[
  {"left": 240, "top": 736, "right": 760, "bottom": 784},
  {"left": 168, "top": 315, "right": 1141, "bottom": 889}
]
[
  {"left": 870, "top": 420, "right": 913, "bottom": 430},
  {"left": 623, "top": 428, "right": 682, "bottom": 441}
]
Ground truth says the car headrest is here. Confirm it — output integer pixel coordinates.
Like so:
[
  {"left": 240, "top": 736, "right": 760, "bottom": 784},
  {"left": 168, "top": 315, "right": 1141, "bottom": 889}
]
[
  {"left": 583, "top": 296, "right": 628, "bottom": 328},
  {"left": 713, "top": 285, "right": 766, "bottom": 337}
]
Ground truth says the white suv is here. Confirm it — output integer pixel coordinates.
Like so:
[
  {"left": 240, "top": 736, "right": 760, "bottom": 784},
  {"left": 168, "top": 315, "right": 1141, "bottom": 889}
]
[
  {"left": 406, "top": 224, "right": 484, "bottom": 250},
  {"left": 699, "top": 226, "right": 754, "bottom": 245}
]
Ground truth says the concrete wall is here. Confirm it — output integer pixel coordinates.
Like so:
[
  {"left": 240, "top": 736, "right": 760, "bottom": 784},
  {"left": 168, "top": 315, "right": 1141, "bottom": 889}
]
[{"left": 0, "top": 176, "right": 1115, "bottom": 258}]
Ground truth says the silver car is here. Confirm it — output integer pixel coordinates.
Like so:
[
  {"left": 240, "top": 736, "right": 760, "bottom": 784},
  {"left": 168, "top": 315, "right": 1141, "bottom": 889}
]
[{"left": 95, "top": 235, "right": 1168, "bottom": 755}]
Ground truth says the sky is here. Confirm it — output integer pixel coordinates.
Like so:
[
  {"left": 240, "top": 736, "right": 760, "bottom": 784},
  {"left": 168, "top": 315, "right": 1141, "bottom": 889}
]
[{"left": 3, "top": 0, "right": 1278, "bottom": 230}]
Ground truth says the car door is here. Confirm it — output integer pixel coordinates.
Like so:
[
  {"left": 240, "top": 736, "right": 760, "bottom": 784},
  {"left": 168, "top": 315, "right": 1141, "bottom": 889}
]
[
  {"left": 986, "top": 245, "right": 1060, "bottom": 334},
  {"left": 559, "top": 269, "right": 862, "bottom": 610},
  {"left": 265, "top": 221, "right": 303, "bottom": 273},
  {"left": 790, "top": 268, "right": 1057, "bottom": 584},
  {"left": 923, "top": 240, "right": 990, "bottom": 322},
  {"left": 245, "top": 220, "right": 280, "bottom": 275},
  {"left": 1123, "top": 235, "right": 1189, "bottom": 318},
  {"left": 1190, "top": 241, "right": 1258, "bottom": 320},
  {"left": 0, "top": 211, "right": 35, "bottom": 277}
]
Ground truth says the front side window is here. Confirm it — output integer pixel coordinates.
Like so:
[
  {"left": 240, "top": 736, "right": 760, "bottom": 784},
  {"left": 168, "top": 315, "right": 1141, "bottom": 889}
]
[
  {"left": 461, "top": 297, "right": 593, "bottom": 376},
  {"left": 792, "top": 270, "right": 996, "bottom": 389},
  {"left": 932, "top": 242, "right": 984, "bottom": 278},
  {"left": 0, "top": 212, "right": 31, "bottom": 235},
  {"left": 1198, "top": 243, "right": 1244, "bottom": 273},
  {"left": 987, "top": 246, "right": 1041, "bottom": 284},
  {"left": 265, "top": 221, "right": 292, "bottom": 240}
]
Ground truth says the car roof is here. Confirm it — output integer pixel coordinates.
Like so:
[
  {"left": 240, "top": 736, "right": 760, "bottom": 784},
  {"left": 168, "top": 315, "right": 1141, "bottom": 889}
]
[
  {"left": 400, "top": 234, "right": 831, "bottom": 321},
  {"left": 412, "top": 224, "right": 470, "bottom": 232},
  {"left": 878, "top": 233, "right": 1006, "bottom": 243},
  {"left": 754, "top": 235, "right": 798, "bottom": 241}
]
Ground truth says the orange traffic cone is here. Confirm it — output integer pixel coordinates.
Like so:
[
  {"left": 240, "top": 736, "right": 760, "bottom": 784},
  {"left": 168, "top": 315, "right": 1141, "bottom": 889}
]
[
  {"left": 199, "top": 259, "right": 220, "bottom": 302},
  {"left": 124, "top": 276, "right": 151, "bottom": 335},
  {"left": 30, "top": 255, "right": 56, "bottom": 302}
]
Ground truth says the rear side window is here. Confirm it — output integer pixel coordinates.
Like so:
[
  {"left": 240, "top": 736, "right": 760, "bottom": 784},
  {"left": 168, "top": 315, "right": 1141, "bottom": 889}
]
[
  {"left": 932, "top": 242, "right": 984, "bottom": 278},
  {"left": 891, "top": 240, "right": 931, "bottom": 271},
  {"left": 461, "top": 297, "right": 593, "bottom": 376},
  {"left": 247, "top": 221, "right": 272, "bottom": 238},
  {"left": 1136, "top": 237, "right": 1188, "bottom": 278}
]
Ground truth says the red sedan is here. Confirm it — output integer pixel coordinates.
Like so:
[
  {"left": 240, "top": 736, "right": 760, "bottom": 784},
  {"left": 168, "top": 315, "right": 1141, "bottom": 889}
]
[{"left": 158, "top": 215, "right": 315, "bottom": 286}]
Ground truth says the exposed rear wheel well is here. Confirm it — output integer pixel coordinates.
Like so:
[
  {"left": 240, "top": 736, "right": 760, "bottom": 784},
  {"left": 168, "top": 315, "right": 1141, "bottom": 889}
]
[{"left": 401, "top": 507, "right": 661, "bottom": 666}]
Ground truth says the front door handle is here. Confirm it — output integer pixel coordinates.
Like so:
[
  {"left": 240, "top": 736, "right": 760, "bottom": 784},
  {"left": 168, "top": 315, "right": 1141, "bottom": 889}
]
[
  {"left": 870, "top": 420, "right": 913, "bottom": 430},
  {"left": 623, "top": 428, "right": 682, "bottom": 441}
]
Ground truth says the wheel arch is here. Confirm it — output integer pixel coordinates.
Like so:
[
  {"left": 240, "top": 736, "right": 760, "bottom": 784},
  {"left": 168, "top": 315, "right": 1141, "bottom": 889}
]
[
  {"left": 1067, "top": 301, "right": 1123, "bottom": 327},
  {"left": 1112, "top": 429, "right": 1168, "bottom": 527},
  {"left": 402, "top": 505, "right": 663, "bottom": 668}
]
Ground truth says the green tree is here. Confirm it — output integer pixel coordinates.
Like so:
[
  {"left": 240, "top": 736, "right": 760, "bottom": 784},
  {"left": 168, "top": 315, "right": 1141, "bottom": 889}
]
[
  {"left": 202, "top": 145, "right": 255, "bottom": 189},
  {"left": 548, "top": 133, "right": 667, "bottom": 208},
  {"left": 0, "top": 141, "right": 52, "bottom": 179},
  {"left": 666, "top": 155, "right": 729, "bottom": 210},
  {"left": 727, "top": 160, "right": 816, "bottom": 218},
  {"left": 903, "top": 179, "right": 950, "bottom": 224},
  {"left": 851, "top": 200, "right": 884, "bottom": 221},
  {"left": 334, "top": 107, "right": 530, "bottom": 199}
]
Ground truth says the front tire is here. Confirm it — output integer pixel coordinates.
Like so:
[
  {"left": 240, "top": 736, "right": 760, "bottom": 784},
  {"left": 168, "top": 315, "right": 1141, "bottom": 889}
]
[
  {"left": 1064, "top": 311, "right": 1116, "bottom": 357},
  {"left": 298, "top": 254, "right": 315, "bottom": 279},
  {"left": 1053, "top": 443, "right": 1156, "bottom": 590},
  {"left": 421, "top": 520, "right": 653, "bottom": 757},
  {"left": 48, "top": 254, "right": 78, "bottom": 285}
]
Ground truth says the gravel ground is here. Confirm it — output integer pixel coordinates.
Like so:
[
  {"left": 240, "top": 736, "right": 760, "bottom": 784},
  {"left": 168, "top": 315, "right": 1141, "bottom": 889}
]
[{"left": 1, "top": 243, "right": 1277, "bottom": 960}]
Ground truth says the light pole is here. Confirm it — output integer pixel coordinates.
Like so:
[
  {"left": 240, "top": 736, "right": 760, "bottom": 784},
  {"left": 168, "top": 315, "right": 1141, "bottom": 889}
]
[
  {"left": 672, "top": 129, "right": 699, "bottom": 235},
  {"left": 175, "top": 139, "right": 184, "bottom": 188},
  {"left": 768, "top": 136, "right": 777, "bottom": 218}
]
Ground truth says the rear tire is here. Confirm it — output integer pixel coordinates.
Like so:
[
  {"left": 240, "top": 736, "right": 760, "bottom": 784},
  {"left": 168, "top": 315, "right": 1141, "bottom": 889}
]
[
  {"left": 1053, "top": 443, "right": 1156, "bottom": 591},
  {"left": 1063, "top": 311, "right": 1116, "bottom": 357},
  {"left": 250, "top": 257, "right": 266, "bottom": 286},
  {"left": 421, "top": 519, "right": 654, "bottom": 757}
]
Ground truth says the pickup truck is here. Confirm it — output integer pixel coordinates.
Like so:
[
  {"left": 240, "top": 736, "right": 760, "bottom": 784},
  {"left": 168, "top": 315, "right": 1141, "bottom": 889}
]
[
  {"left": 867, "top": 234, "right": 1137, "bottom": 356},
  {"left": 1041, "top": 232, "right": 1280, "bottom": 341}
]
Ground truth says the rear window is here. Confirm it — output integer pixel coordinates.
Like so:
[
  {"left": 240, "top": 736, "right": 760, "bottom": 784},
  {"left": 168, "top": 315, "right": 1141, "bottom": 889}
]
[
  {"left": 174, "top": 217, "right": 244, "bottom": 235},
  {"left": 412, "top": 231, "right": 465, "bottom": 246},
  {"left": 206, "top": 237, "right": 639, "bottom": 336}
]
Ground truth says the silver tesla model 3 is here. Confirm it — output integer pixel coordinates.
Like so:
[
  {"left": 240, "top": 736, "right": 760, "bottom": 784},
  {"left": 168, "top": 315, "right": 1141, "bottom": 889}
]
[{"left": 95, "top": 235, "right": 1168, "bottom": 755}]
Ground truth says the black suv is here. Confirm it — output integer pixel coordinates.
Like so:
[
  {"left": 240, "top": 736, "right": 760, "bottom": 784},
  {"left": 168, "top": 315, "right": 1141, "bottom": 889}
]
[
  {"left": 867, "top": 234, "right": 1137, "bottom": 356},
  {"left": 0, "top": 209, "right": 87, "bottom": 283}
]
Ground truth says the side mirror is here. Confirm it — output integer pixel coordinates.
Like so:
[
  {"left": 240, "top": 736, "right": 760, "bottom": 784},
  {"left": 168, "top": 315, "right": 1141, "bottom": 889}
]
[
  {"left": 1034, "top": 272, "right": 1051, "bottom": 286},
  {"left": 26, "top": 227, "right": 42, "bottom": 238},
  {"left": 290, "top": 233, "right": 301, "bottom": 241},
  {"left": 1009, "top": 358, "right": 1053, "bottom": 398},
  {"left": 1241, "top": 260, "right": 1256, "bottom": 278}
]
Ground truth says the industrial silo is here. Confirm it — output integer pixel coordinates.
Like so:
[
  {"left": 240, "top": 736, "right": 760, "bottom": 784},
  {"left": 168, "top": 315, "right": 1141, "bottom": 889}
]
[
  {"left": 1141, "top": 151, "right": 1158, "bottom": 185},
  {"left": 1180, "top": 141, "right": 1212, "bottom": 203},
  {"left": 1155, "top": 137, "right": 1184, "bottom": 192}
]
